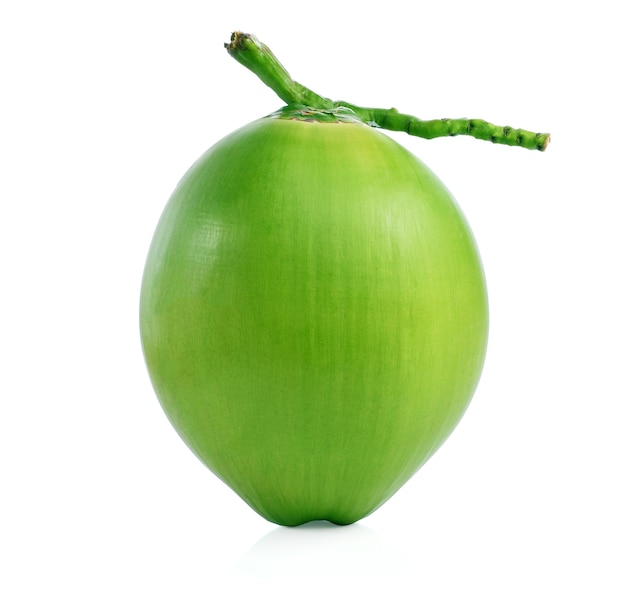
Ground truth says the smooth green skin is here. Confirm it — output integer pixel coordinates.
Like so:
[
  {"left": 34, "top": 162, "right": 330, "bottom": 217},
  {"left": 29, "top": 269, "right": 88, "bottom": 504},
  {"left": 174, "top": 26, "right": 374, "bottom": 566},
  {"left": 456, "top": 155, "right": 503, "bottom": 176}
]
[{"left": 140, "top": 116, "right": 489, "bottom": 526}]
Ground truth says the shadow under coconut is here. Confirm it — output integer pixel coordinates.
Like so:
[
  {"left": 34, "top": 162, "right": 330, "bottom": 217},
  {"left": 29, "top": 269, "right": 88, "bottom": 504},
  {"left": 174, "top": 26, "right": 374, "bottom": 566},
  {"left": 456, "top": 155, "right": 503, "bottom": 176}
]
[{"left": 230, "top": 520, "right": 413, "bottom": 581}]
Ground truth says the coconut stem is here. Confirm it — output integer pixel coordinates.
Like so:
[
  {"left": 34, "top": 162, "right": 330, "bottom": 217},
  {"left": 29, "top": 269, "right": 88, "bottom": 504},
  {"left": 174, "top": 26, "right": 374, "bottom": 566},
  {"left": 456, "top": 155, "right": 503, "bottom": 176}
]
[
  {"left": 225, "top": 31, "right": 550, "bottom": 151},
  {"left": 225, "top": 32, "right": 333, "bottom": 110},
  {"left": 336, "top": 103, "right": 551, "bottom": 151}
]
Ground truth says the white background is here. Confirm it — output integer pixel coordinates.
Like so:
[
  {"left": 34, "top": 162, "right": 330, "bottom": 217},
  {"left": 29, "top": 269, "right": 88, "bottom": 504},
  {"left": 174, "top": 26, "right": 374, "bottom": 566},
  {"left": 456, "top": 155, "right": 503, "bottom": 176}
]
[{"left": 2, "top": 1, "right": 624, "bottom": 589}]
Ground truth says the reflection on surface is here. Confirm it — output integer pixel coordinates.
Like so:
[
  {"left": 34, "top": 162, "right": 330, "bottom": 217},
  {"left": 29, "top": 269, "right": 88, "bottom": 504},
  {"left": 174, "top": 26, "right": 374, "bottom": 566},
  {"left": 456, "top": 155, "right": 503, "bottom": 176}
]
[{"left": 230, "top": 521, "right": 412, "bottom": 581}]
